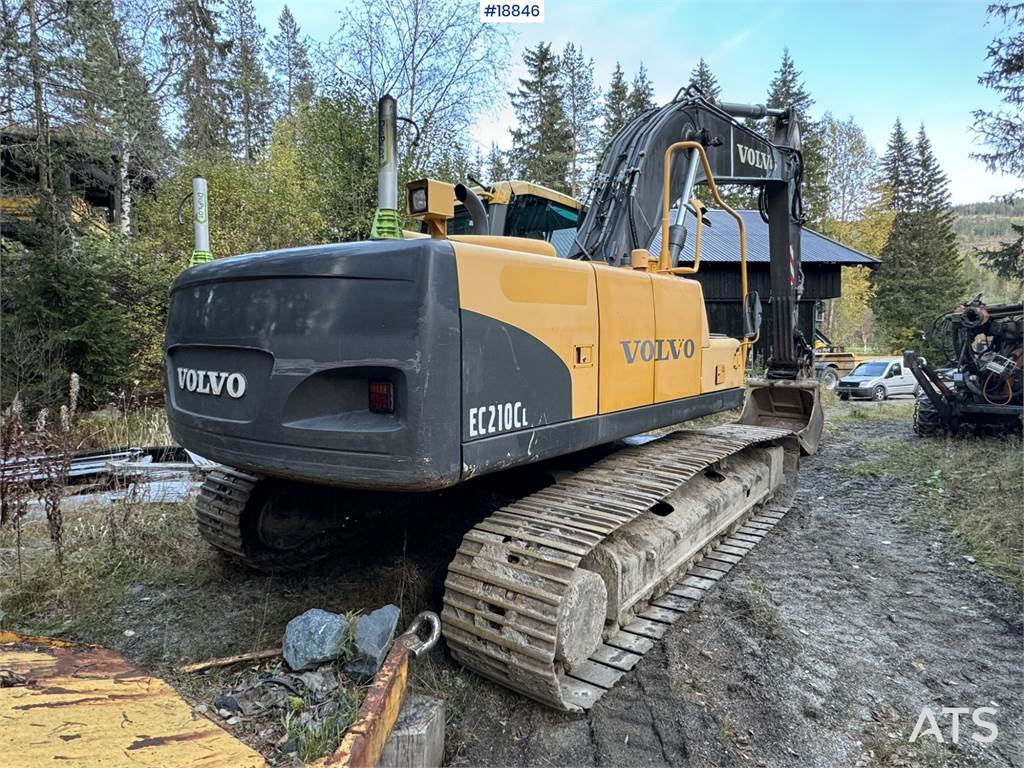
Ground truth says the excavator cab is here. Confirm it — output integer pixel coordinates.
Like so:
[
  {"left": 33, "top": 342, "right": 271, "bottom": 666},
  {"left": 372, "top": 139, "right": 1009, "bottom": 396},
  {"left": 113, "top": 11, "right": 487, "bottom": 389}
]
[{"left": 426, "top": 180, "right": 584, "bottom": 256}]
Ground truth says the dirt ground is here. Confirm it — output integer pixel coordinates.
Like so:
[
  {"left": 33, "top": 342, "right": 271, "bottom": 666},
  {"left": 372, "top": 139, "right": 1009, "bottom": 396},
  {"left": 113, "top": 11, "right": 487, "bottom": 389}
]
[
  {"left": 2, "top": 404, "right": 1021, "bottom": 766},
  {"left": 448, "top": 414, "right": 1023, "bottom": 768}
]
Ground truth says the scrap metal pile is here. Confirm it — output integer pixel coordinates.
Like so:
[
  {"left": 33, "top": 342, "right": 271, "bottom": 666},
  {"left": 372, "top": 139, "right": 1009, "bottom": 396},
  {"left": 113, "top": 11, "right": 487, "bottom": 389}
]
[{"left": 906, "top": 296, "right": 1023, "bottom": 435}]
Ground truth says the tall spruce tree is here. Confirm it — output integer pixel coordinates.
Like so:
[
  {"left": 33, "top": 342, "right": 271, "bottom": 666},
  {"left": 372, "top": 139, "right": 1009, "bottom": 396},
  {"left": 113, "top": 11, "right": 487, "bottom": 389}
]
[
  {"left": 973, "top": 2, "right": 1023, "bottom": 284},
  {"left": 226, "top": 0, "right": 272, "bottom": 160},
  {"left": 872, "top": 121, "right": 966, "bottom": 353},
  {"left": 560, "top": 43, "right": 601, "bottom": 197},
  {"left": 602, "top": 62, "right": 630, "bottom": 143},
  {"left": 508, "top": 42, "right": 571, "bottom": 191},
  {"left": 486, "top": 142, "right": 509, "bottom": 181},
  {"left": 268, "top": 6, "right": 314, "bottom": 117},
  {"left": 972, "top": 1, "right": 1023, "bottom": 186},
  {"left": 627, "top": 63, "right": 655, "bottom": 117},
  {"left": 689, "top": 57, "right": 720, "bottom": 101},
  {"left": 165, "top": 0, "right": 232, "bottom": 153},
  {"left": 764, "top": 48, "right": 827, "bottom": 226}
]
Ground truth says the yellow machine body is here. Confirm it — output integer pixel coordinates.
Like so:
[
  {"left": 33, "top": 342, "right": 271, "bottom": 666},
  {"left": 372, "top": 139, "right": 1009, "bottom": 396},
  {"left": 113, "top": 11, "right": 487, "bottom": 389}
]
[{"left": 454, "top": 240, "right": 743, "bottom": 418}]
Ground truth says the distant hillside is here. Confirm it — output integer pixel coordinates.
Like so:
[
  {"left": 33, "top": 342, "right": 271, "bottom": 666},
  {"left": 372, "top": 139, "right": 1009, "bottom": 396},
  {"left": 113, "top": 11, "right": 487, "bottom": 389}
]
[
  {"left": 953, "top": 199, "right": 1022, "bottom": 303},
  {"left": 953, "top": 199, "right": 1023, "bottom": 252}
]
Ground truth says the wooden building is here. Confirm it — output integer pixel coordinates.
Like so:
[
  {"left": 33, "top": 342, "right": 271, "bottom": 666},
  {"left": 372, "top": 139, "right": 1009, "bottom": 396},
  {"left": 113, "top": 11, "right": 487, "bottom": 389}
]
[{"left": 672, "top": 210, "right": 879, "bottom": 362}]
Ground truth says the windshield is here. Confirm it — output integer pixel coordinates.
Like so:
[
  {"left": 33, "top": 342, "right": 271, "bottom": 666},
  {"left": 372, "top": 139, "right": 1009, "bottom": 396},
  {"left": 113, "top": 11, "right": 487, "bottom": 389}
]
[
  {"left": 505, "top": 196, "right": 580, "bottom": 257},
  {"left": 850, "top": 362, "right": 889, "bottom": 377}
]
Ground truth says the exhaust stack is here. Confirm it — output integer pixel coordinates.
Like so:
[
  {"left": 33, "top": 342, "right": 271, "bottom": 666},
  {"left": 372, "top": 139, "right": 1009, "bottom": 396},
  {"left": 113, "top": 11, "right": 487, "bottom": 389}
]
[
  {"left": 370, "top": 94, "right": 403, "bottom": 240},
  {"left": 189, "top": 177, "right": 212, "bottom": 265}
]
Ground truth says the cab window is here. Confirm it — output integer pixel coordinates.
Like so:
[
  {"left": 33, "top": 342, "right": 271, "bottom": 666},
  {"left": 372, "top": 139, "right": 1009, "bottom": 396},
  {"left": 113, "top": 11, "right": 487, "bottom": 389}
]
[
  {"left": 446, "top": 203, "right": 491, "bottom": 235},
  {"left": 505, "top": 196, "right": 580, "bottom": 257}
]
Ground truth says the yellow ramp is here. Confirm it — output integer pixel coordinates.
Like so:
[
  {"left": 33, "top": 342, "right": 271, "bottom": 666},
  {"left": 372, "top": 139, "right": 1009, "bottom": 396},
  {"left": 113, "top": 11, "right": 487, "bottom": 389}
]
[{"left": 0, "top": 631, "right": 264, "bottom": 767}]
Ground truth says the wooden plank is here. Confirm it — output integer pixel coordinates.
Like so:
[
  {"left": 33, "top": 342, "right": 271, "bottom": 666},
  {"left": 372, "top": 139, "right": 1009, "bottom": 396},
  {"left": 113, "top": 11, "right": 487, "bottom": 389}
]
[
  {"left": 379, "top": 694, "right": 445, "bottom": 768},
  {"left": 1, "top": 633, "right": 264, "bottom": 768}
]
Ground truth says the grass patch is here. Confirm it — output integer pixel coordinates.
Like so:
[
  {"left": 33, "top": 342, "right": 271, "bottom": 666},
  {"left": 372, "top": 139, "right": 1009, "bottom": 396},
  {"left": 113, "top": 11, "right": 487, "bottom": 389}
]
[
  {"left": 723, "top": 576, "right": 779, "bottom": 637},
  {"left": 850, "top": 434, "right": 1023, "bottom": 587},
  {"left": 827, "top": 399, "right": 915, "bottom": 426},
  {"left": 410, "top": 658, "right": 480, "bottom": 765},
  {"left": 0, "top": 500, "right": 211, "bottom": 637},
  {"left": 73, "top": 405, "right": 172, "bottom": 451},
  {"left": 281, "top": 675, "right": 365, "bottom": 763}
]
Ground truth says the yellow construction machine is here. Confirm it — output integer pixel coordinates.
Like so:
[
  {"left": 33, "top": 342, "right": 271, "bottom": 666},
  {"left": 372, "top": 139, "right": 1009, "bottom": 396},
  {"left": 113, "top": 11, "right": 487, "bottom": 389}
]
[{"left": 163, "top": 88, "right": 823, "bottom": 711}]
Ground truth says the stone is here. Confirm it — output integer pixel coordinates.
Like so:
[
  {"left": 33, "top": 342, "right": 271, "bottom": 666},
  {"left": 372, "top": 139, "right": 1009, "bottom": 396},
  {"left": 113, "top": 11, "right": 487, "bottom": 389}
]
[
  {"left": 380, "top": 694, "right": 445, "bottom": 768},
  {"left": 344, "top": 604, "right": 400, "bottom": 683},
  {"left": 283, "top": 609, "right": 351, "bottom": 672},
  {"left": 214, "top": 694, "right": 243, "bottom": 714}
]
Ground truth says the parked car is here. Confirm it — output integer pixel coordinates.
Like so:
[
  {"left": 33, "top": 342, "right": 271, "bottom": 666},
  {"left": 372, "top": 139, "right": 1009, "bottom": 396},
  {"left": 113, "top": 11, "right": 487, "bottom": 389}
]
[{"left": 836, "top": 358, "right": 921, "bottom": 401}]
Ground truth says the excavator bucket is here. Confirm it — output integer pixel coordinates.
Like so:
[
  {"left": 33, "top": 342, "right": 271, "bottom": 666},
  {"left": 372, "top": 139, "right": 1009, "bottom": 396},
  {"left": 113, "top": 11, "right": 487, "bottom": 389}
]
[{"left": 739, "top": 377, "right": 824, "bottom": 456}]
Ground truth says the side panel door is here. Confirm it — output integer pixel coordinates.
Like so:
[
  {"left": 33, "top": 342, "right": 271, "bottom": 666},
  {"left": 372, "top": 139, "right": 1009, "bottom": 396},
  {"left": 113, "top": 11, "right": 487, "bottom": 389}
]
[
  {"left": 595, "top": 265, "right": 655, "bottom": 413},
  {"left": 454, "top": 242, "right": 599, "bottom": 439},
  {"left": 650, "top": 274, "right": 703, "bottom": 402}
]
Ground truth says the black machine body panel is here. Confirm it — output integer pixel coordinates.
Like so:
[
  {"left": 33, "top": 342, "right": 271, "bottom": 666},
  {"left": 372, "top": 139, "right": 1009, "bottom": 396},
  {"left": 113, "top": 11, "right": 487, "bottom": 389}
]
[{"left": 164, "top": 239, "right": 462, "bottom": 491}]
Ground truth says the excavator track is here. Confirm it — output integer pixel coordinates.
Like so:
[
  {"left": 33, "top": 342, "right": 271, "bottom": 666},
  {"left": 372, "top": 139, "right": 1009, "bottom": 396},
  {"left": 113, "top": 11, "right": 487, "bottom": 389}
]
[
  {"left": 195, "top": 468, "right": 260, "bottom": 561},
  {"left": 441, "top": 423, "right": 798, "bottom": 711},
  {"left": 195, "top": 468, "right": 352, "bottom": 572}
]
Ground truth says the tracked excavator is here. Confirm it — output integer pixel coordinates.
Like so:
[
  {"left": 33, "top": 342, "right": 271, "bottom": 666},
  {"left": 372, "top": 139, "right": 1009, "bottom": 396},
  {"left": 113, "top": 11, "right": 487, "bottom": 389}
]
[{"left": 164, "top": 88, "right": 824, "bottom": 711}]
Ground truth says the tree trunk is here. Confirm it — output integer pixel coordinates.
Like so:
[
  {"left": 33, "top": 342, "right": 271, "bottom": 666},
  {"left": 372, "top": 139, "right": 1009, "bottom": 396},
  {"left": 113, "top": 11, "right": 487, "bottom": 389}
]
[
  {"left": 118, "top": 140, "right": 132, "bottom": 235},
  {"left": 26, "top": 0, "right": 52, "bottom": 212}
]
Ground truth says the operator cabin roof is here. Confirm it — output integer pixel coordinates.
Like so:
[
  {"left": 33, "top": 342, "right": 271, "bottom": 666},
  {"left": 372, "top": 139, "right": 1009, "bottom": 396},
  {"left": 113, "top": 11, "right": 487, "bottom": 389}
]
[{"left": 649, "top": 209, "right": 880, "bottom": 266}]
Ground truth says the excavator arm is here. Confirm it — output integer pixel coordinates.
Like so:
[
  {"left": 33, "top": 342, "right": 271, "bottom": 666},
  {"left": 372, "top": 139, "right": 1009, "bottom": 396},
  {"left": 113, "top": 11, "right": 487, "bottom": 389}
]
[{"left": 571, "top": 90, "right": 811, "bottom": 381}]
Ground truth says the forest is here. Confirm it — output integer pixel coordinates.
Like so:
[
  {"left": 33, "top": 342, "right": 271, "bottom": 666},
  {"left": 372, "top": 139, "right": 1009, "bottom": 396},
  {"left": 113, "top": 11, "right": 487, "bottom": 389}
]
[{"left": 1, "top": 0, "right": 1021, "bottom": 410}]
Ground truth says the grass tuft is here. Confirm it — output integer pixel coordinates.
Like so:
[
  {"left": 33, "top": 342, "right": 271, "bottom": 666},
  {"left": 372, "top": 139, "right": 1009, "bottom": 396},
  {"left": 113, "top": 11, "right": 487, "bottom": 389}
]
[{"left": 0, "top": 501, "right": 210, "bottom": 636}]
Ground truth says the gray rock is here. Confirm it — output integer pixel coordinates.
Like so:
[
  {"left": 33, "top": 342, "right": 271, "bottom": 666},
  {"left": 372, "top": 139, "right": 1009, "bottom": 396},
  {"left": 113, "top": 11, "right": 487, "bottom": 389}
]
[
  {"left": 283, "top": 608, "right": 350, "bottom": 671},
  {"left": 345, "top": 604, "right": 400, "bottom": 683}
]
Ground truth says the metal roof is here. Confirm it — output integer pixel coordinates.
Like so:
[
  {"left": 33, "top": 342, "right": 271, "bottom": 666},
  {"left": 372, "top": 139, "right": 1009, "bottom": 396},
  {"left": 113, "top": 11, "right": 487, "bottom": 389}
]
[{"left": 651, "top": 209, "right": 879, "bottom": 266}]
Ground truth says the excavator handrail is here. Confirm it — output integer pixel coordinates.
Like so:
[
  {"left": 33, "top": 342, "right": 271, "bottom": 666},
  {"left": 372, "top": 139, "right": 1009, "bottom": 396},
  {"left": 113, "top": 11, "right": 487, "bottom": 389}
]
[{"left": 660, "top": 140, "right": 750, "bottom": 356}]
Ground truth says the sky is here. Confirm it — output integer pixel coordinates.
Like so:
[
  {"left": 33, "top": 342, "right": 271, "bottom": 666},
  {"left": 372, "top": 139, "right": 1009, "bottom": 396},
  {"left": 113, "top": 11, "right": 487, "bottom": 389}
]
[{"left": 252, "top": 0, "right": 1020, "bottom": 205}]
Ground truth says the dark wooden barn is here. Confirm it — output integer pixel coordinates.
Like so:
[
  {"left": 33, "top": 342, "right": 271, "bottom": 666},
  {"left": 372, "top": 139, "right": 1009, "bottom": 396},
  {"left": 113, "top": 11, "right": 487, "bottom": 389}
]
[{"left": 671, "top": 210, "right": 879, "bottom": 362}]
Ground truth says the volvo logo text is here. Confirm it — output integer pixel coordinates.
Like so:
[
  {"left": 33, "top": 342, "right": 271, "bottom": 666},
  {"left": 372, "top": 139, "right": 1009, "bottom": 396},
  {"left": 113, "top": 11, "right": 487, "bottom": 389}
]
[
  {"left": 621, "top": 338, "right": 696, "bottom": 364},
  {"left": 176, "top": 368, "right": 247, "bottom": 398},
  {"left": 737, "top": 143, "right": 774, "bottom": 171}
]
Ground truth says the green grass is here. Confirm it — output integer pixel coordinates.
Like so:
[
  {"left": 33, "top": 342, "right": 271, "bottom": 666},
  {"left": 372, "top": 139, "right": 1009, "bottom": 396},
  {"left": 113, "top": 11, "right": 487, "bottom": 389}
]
[
  {"left": 0, "top": 500, "right": 211, "bottom": 636},
  {"left": 850, "top": 434, "right": 1023, "bottom": 588},
  {"left": 73, "top": 405, "right": 172, "bottom": 451}
]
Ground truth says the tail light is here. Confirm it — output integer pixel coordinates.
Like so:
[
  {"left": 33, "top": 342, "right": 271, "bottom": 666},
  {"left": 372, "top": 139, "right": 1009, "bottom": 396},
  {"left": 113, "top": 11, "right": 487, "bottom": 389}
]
[{"left": 368, "top": 380, "right": 395, "bottom": 413}]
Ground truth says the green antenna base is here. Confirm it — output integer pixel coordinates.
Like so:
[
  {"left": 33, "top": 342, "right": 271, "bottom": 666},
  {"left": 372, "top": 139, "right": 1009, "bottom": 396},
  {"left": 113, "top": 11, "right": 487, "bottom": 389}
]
[
  {"left": 189, "top": 250, "right": 213, "bottom": 266},
  {"left": 370, "top": 208, "right": 404, "bottom": 240}
]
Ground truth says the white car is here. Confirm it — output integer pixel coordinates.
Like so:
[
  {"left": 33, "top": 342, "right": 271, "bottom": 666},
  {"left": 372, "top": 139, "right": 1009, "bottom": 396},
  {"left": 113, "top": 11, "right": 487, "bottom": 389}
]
[{"left": 836, "top": 358, "right": 920, "bottom": 401}]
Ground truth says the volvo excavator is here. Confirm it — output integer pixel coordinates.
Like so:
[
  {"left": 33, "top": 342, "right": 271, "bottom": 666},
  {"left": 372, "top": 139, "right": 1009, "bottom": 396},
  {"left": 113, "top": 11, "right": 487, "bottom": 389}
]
[{"left": 164, "top": 88, "right": 824, "bottom": 711}]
